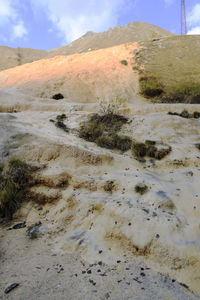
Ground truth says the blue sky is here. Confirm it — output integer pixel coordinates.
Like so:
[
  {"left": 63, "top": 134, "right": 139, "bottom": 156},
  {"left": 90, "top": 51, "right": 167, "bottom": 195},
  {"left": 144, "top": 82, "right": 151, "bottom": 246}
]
[{"left": 0, "top": 0, "right": 200, "bottom": 50}]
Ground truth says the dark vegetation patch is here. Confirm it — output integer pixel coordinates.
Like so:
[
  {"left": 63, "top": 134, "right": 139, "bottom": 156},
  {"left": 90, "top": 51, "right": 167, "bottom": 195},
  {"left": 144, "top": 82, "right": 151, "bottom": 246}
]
[
  {"left": 195, "top": 144, "right": 200, "bottom": 150},
  {"left": 52, "top": 93, "right": 64, "bottom": 100},
  {"left": 132, "top": 140, "right": 171, "bottom": 160},
  {"left": 135, "top": 183, "right": 148, "bottom": 195},
  {"left": 163, "top": 82, "right": 200, "bottom": 104},
  {"left": 168, "top": 110, "right": 200, "bottom": 119},
  {"left": 79, "top": 113, "right": 131, "bottom": 151},
  {"left": 50, "top": 114, "right": 69, "bottom": 132},
  {"left": 139, "top": 74, "right": 200, "bottom": 104},
  {"left": 0, "top": 158, "right": 32, "bottom": 219},
  {"left": 120, "top": 60, "right": 128, "bottom": 66},
  {"left": 139, "top": 74, "right": 164, "bottom": 98}
]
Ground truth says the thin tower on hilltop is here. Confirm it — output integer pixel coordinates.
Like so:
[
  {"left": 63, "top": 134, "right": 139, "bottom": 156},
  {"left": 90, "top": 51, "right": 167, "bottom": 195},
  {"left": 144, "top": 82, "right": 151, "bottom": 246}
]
[{"left": 181, "top": 0, "right": 187, "bottom": 35}]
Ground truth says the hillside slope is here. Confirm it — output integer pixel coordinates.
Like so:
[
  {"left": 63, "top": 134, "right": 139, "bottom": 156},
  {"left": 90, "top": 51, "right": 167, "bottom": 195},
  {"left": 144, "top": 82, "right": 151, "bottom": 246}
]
[
  {"left": 0, "top": 46, "right": 47, "bottom": 71},
  {"left": 0, "top": 22, "right": 174, "bottom": 71},
  {"left": 0, "top": 43, "right": 140, "bottom": 103},
  {"left": 47, "top": 22, "right": 174, "bottom": 57}
]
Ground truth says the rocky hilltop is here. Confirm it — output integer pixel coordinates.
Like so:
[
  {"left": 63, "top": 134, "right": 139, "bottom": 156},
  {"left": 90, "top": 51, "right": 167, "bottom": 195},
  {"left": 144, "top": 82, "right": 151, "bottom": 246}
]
[{"left": 0, "top": 22, "right": 200, "bottom": 300}]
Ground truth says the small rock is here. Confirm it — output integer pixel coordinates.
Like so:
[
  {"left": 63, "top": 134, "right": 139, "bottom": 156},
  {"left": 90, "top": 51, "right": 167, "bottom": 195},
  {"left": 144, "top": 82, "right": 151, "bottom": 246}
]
[
  {"left": 8, "top": 222, "right": 26, "bottom": 230},
  {"left": 4, "top": 283, "right": 19, "bottom": 294}
]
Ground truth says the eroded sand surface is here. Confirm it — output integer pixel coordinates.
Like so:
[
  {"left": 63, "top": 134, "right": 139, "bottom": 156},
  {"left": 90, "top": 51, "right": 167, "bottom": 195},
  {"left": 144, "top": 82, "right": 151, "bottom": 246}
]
[{"left": 0, "top": 86, "right": 200, "bottom": 300}]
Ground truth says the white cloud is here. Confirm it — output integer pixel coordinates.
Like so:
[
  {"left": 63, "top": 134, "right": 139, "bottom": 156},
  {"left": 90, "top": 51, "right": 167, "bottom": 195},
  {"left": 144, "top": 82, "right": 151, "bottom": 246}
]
[
  {"left": 187, "top": 26, "right": 200, "bottom": 35},
  {"left": 31, "top": 0, "right": 126, "bottom": 43},
  {"left": 0, "top": 0, "right": 28, "bottom": 42},
  {"left": 12, "top": 20, "right": 28, "bottom": 39},
  {"left": 188, "top": 3, "right": 200, "bottom": 35},
  {"left": 0, "top": 0, "right": 17, "bottom": 24}
]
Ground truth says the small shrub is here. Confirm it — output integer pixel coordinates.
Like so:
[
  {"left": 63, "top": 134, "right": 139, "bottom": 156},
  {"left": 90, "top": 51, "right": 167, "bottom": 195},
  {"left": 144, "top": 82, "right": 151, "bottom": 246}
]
[
  {"left": 96, "top": 135, "right": 116, "bottom": 149},
  {"left": 103, "top": 181, "right": 115, "bottom": 193},
  {"left": 120, "top": 60, "right": 128, "bottom": 66},
  {"left": 49, "top": 119, "right": 55, "bottom": 123},
  {"left": 193, "top": 112, "right": 200, "bottom": 119},
  {"left": 79, "top": 121, "right": 104, "bottom": 142},
  {"left": 52, "top": 93, "right": 64, "bottom": 100},
  {"left": 146, "top": 145, "right": 157, "bottom": 158},
  {"left": 195, "top": 144, "right": 200, "bottom": 150},
  {"left": 154, "top": 147, "right": 171, "bottom": 160},
  {"left": 131, "top": 142, "right": 147, "bottom": 158},
  {"left": 79, "top": 112, "right": 130, "bottom": 151},
  {"left": 56, "top": 114, "right": 66, "bottom": 122},
  {"left": 114, "top": 135, "right": 132, "bottom": 151},
  {"left": 145, "top": 140, "right": 156, "bottom": 146},
  {"left": 168, "top": 112, "right": 179, "bottom": 116},
  {"left": 132, "top": 141, "right": 171, "bottom": 160},
  {"left": 161, "top": 200, "right": 175, "bottom": 210},
  {"left": 180, "top": 110, "right": 189, "bottom": 119},
  {"left": 55, "top": 120, "right": 69, "bottom": 132},
  {"left": 0, "top": 158, "right": 30, "bottom": 219},
  {"left": 139, "top": 74, "right": 164, "bottom": 98},
  {"left": 135, "top": 184, "right": 148, "bottom": 195},
  {"left": 0, "top": 186, "right": 21, "bottom": 219}
]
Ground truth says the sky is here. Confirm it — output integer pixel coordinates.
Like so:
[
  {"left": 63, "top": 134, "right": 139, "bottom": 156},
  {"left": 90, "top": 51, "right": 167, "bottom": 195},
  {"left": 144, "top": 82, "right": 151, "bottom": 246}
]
[{"left": 0, "top": 0, "right": 200, "bottom": 50}]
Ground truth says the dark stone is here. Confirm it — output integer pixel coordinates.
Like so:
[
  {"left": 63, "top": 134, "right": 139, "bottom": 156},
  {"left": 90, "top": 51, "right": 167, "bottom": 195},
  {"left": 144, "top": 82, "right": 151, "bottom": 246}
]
[
  {"left": 4, "top": 283, "right": 19, "bottom": 294},
  {"left": 8, "top": 221, "right": 26, "bottom": 230},
  {"left": 52, "top": 93, "right": 64, "bottom": 100}
]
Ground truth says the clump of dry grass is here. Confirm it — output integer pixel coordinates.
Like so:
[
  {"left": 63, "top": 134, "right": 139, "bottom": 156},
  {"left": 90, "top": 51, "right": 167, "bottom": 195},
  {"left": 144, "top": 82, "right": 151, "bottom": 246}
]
[
  {"left": 0, "top": 158, "right": 30, "bottom": 219},
  {"left": 79, "top": 112, "right": 131, "bottom": 151},
  {"left": 131, "top": 140, "right": 171, "bottom": 160},
  {"left": 135, "top": 183, "right": 148, "bottom": 195}
]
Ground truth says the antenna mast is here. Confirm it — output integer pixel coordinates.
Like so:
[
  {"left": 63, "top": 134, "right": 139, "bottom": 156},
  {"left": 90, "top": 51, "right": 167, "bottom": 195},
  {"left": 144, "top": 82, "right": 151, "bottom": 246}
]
[{"left": 181, "top": 0, "right": 187, "bottom": 35}]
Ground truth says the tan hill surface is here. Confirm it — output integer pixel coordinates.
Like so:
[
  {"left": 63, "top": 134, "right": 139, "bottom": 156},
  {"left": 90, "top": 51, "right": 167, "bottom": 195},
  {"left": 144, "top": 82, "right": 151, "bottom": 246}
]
[
  {"left": 0, "top": 46, "right": 47, "bottom": 71},
  {"left": 0, "top": 43, "right": 140, "bottom": 104},
  {"left": 0, "top": 22, "right": 174, "bottom": 71}
]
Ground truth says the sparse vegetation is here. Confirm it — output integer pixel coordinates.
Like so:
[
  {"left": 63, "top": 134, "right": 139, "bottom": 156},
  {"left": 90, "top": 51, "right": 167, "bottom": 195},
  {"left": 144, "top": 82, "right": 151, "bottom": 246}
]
[
  {"left": 0, "top": 106, "right": 17, "bottom": 113},
  {"left": 135, "top": 183, "right": 148, "bottom": 195},
  {"left": 52, "top": 93, "right": 64, "bottom": 100},
  {"left": 131, "top": 140, "right": 171, "bottom": 160},
  {"left": 103, "top": 181, "right": 115, "bottom": 193},
  {"left": 54, "top": 114, "right": 69, "bottom": 132},
  {"left": 79, "top": 112, "right": 131, "bottom": 151},
  {"left": 139, "top": 72, "right": 200, "bottom": 104},
  {"left": 163, "top": 82, "right": 200, "bottom": 104},
  {"left": 161, "top": 200, "right": 175, "bottom": 210},
  {"left": 120, "top": 60, "right": 128, "bottom": 66},
  {"left": 0, "top": 158, "right": 30, "bottom": 219},
  {"left": 195, "top": 144, "right": 200, "bottom": 150},
  {"left": 139, "top": 74, "right": 164, "bottom": 98},
  {"left": 168, "top": 110, "right": 200, "bottom": 119}
]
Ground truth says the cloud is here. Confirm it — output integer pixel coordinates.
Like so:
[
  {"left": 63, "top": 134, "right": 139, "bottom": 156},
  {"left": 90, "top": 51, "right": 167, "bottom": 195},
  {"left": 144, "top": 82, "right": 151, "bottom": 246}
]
[
  {"left": 0, "top": 0, "right": 28, "bottom": 42},
  {"left": 31, "top": 0, "right": 126, "bottom": 43},
  {"left": 0, "top": 0, "right": 17, "bottom": 24},
  {"left": 12, "top": 20, "right": 28, "bottom": 39},
  {"left": 188, "top": 3, "right": 200, "bottom": 35},
  {"left": 187, "top": 26, "right": 200, "bottom": 35}
]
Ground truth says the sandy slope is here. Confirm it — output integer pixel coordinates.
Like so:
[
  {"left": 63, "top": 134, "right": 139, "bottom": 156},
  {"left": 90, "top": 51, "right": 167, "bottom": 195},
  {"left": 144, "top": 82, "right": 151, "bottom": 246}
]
[{"left": 0, "top": 43, "right": 139, "bottom": 103}]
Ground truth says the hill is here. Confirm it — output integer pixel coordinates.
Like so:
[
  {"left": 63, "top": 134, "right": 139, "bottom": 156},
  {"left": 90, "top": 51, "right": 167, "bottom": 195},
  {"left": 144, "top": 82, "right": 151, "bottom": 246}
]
[
  {"left": 0, "top": 22, "right": 174, "bottom": 71},
  {"left": 0, "top": 46, "right": 47, "bottom": 71}
]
